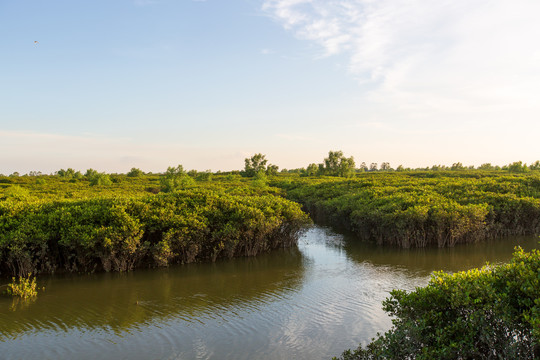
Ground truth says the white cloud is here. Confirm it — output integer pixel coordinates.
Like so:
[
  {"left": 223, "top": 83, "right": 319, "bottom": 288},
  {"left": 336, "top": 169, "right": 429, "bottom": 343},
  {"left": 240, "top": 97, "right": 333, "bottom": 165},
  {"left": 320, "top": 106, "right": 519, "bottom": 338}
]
[{"left": 262, "top": 0, "right": 540, "bottom": 123}]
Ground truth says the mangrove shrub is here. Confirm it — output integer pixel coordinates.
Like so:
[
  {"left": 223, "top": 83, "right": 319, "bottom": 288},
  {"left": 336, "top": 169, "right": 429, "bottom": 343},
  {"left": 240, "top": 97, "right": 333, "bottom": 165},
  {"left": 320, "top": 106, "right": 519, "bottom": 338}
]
[{"left": 333, "top": 247, "right": 540, "bottom": 360}]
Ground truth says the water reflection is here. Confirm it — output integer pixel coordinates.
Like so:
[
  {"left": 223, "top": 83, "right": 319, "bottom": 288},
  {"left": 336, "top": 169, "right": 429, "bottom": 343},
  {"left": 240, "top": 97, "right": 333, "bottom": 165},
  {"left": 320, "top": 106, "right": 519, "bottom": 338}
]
[
  {"left": 0, "top": 248, "right": 303, "bottom": 339},
  {"left": 0, "top": 226, "right": 537, "bottom": 360},
  {"left": 339, "top": 229, "right": 539, "bottom": 275}
]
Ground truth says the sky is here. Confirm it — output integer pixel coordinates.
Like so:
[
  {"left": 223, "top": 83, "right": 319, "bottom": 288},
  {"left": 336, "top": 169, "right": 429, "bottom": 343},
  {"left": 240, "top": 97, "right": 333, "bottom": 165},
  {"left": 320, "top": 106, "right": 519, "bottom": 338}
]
[{"left": 1, "top": 0, "right": 539, "bottom": 174}]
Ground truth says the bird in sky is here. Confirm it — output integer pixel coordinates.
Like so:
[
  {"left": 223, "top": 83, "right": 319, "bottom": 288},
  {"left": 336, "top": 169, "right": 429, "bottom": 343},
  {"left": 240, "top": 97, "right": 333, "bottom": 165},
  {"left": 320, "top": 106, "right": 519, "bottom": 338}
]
[{"left": 34, "top": 40, "right": 39, "bottom": 46}]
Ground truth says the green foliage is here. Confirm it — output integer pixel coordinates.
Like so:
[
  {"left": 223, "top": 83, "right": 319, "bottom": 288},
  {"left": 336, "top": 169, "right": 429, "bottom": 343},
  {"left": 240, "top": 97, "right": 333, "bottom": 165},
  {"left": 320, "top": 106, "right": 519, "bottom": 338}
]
[
  {"left": 251, "top": 171, "right": 269, "bottom": 188},
  {"left": 276, "top": 172, "right": 540, "bottom": 248},
  {"left": 6, "top": 275, "right": 37, "bottom": 298},
  {"left": 2, "top": 186, "right": 31, "bottom": 200},
  {"left": 0, "top": 180, "right": 310, "bottom": 276},
  {"left": 323, "top": 150, "right": 356, "bottom": 177},
  {"left": 530, "top": 161, "right": 540, "bottom": 171},
  {"left": 478, "top": 163, "right": 494, "bottom": 170},
  {"left": 57, "top": 168, "right": 82, "bottom": 179},
  {"left": 303, "top": 163, "right": 319, "bottom": 176},
  {"left": 225, "top": 174, "right": 241, "bottom": 181},
  {"left": 196, "top": 170, "right": 213, "bottom": 182},
  {"left": 244, "top": 153, "right": 268, "bottom": 177},
  {"left": 451, "top": 162, "right": 465, "bottom": 171},
  {"left": 266, "top": 164, "right": 279, "bottom": 176},
  {"left": 160, "top": 165, "right": 194, "bottom": 192},
  {"left": 127, "top": 167, "right": 144, "bottom": 177},
  {"left": 89, "top": 173, "right": 113, "bottom": 186},
  {"left": 85, "top": 168, "right": 99, "bottom": 179},
  {"left": 380, "top": 162, "right": 391, "bottom": 171},
  {"left": 333, "top": 247, "right": 540, "bottom": 360},
  {"left": 509, "top": 161, "right": 531, "bottom": 173}
]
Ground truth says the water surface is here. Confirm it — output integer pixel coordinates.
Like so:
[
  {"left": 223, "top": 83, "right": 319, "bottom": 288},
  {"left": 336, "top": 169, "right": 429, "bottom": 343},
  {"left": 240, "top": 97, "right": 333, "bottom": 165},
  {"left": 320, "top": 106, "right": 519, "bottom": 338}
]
[{"left": 1, "top": 226, "right": 538, "bottom": 359}]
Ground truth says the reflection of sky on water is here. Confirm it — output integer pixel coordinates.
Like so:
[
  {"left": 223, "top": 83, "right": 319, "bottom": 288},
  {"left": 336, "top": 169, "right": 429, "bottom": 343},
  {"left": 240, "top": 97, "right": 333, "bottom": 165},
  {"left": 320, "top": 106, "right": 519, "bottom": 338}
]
[{"left": 1, "top": 226, "right": 537, "bottom": 359}]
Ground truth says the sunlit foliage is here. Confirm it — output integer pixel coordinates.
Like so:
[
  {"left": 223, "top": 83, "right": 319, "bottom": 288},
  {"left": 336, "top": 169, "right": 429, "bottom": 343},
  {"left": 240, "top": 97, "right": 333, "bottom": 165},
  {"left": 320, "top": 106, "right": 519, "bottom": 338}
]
[
  {"left": 333, "top": 247, "right": 540, "bottom": 359},
  {"left": 0, "top": 175, "right": 310, "bottom": 277},
  {"left": 274, "top": 172, "right": 540, "bottom": 248},
  {"left": 244, "top": 153, "right": 268, "bottom": 177},
  {"left": 5, "top": 275, "right": 37, "bottom": 298}
]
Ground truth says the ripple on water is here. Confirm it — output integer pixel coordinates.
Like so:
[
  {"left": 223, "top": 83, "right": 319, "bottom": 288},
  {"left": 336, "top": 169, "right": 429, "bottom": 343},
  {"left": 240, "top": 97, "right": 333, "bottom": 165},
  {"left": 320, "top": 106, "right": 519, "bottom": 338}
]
[{"left": 1, "top": 226, "right": 536, "bottom": 360}]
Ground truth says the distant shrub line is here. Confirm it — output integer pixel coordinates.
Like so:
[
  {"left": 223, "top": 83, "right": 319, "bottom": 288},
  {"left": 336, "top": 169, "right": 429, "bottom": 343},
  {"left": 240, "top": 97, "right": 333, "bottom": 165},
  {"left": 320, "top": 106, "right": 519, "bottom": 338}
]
[{"left": 275, "top": 172, "right": 540, "bottom": 248}]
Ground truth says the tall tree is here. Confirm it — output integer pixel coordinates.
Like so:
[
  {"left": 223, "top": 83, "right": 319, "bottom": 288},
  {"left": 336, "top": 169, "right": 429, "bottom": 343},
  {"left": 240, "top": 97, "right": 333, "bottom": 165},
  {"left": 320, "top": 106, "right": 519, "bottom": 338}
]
[
  {"left": 380, "top": 162, "right": 392, "bottom": 171},
  {"left": 451, "top": 162, "right": 465, "bottom": 171},
  {"left": 244, "top": 153, "right": 268, "bottom": 177},
  {"left": 508, "top": 161, "right": 529, "bottom": 173},
  {"left": 323, "top": 150, "right": 355, "bottom": 177},
  {"left": 305, "top": 163, "right": 319, "bottom": 176}
]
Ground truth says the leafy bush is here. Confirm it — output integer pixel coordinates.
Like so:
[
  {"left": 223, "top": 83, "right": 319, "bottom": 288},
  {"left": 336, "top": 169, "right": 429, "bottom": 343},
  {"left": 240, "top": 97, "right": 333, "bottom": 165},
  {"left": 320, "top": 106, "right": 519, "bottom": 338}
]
[
  {"left": 196, "top": 171, "right": 213, "bottom": 182},
  {"left": 0, "top": 186, "right": 310, "bottom": 276},
  {"left": 89, "top": 173, "right": 112, "bottom": 186},
  {"left": 5, "top": 275, "right": 37, "bottom": 298},
  {"left": 277, "top": 173, "right": 540, "bottom": 247},
  {"left": 127, "top": 168, "right": 144, "bottom": 177},
  {"left": 333, "top": 247, "right": 540, "bottom": 360},
  {"left": 160, "top": 165, "right": 194, "bottom": 192}
]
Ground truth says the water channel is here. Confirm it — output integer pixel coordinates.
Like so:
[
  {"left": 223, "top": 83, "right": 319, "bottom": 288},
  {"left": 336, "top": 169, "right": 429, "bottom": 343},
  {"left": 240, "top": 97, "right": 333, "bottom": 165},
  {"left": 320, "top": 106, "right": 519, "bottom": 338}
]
[{"left": 1, "top": 226, "right": 538, "bottom": 359}]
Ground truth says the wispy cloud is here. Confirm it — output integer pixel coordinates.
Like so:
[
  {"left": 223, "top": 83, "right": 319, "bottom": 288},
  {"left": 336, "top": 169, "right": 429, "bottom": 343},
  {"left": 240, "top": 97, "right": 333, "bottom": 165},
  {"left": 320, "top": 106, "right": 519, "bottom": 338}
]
[{"left": 262, "top": 0, "right": 540, "bottom": 121}]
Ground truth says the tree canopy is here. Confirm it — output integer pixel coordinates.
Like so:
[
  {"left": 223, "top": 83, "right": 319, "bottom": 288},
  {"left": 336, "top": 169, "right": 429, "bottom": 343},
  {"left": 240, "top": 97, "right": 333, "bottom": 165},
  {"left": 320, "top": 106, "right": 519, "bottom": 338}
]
[
  {"left": 244, "top": 153, "right": 269, "bottom": 177},
  {"left": 323, "top": 150, "right": 356, "bottom": 177}
]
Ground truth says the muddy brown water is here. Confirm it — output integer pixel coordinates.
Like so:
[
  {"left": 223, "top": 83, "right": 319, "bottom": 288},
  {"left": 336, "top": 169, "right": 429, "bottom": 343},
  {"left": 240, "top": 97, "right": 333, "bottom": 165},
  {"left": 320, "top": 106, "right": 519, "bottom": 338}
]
[{"left": 1, "top": 226, "right": 538, "bottom": 359}]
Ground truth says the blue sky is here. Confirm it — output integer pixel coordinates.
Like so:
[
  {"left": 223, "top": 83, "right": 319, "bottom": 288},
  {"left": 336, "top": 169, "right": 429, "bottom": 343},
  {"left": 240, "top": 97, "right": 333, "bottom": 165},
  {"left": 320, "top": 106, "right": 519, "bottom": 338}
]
[{"left": 1, "top": 0, "right": 539, "bottom": 174}]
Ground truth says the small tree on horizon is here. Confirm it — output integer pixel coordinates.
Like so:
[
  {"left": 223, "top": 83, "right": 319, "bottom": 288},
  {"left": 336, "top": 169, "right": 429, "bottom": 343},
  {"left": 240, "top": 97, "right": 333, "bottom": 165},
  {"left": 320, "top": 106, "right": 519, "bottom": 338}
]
[
  {"left": 322, "top": 151, "right": 355, "bottom": 177},
  {"left": 508, "top": 161, "right": 530, "bottom": 173},
  {"left": 160, "top": 165, "right": 194, "bottom": 192},
  {"left": 127, "top": 167, "right": 144, "bottom": 177},
  {"left": 244, "top": 153, "right": 268, "bottom": 177}
]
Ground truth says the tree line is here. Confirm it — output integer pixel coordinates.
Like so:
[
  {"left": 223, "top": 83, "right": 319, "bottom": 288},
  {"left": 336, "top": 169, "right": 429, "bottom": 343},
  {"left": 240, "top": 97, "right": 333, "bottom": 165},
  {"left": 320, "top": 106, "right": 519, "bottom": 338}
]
[{"left": 2, "top": 152, "right": 539, "bottom": 179}]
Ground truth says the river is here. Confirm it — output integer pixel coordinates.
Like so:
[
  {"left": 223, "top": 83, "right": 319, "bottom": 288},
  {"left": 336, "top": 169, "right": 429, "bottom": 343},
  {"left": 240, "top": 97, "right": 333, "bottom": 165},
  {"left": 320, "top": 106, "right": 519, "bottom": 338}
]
[{"left": 1, "top": 226, "right": 538, "bottom": 359}]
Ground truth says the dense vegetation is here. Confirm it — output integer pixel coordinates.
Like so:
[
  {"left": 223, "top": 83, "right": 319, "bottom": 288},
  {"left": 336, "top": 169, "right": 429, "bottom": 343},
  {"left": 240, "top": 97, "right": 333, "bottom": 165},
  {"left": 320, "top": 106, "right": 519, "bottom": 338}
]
[
  {"left": 1, "top": 154, "right": 539, "bottom": 273},
  {"left": 0, "top": 175, "right": 309, "bottom": 277},
  {"left": 2, "top": 153, "right": 539, "bottom": 359},
  {"left": 275, "top": 172, "right": 540, "bottom": 248},
  {"left": 333, "top": 247, "right": 540, "bottom": 359}
]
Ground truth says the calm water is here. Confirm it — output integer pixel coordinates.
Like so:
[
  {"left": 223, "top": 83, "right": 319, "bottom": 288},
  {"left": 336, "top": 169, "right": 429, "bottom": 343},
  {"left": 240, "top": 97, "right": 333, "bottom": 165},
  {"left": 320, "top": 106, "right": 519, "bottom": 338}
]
[{"left": 1, "top": 226, "right": 538, "bottom": 360}]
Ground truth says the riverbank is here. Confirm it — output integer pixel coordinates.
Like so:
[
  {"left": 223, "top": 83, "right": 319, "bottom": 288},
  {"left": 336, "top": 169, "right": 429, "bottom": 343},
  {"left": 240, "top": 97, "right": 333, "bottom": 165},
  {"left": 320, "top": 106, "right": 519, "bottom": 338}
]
[
  {"left": 274, "top": 172, "right": 540, "bottom": 247},
  {"left": 2, "top": 171, "right": 540, "bottom": 277},
  {"left": 3, "top": 226, "right": 536, "bottom": 359},
  {"left": 0, "top": 185, "right": 310, "bottom": 277}
]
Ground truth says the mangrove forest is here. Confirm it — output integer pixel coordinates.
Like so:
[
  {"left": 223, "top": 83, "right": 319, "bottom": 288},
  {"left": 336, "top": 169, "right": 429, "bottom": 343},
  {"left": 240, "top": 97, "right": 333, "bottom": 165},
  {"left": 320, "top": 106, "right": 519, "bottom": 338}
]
[{"left": 1, "top": 152, "right": 540, "bottom": 359}]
